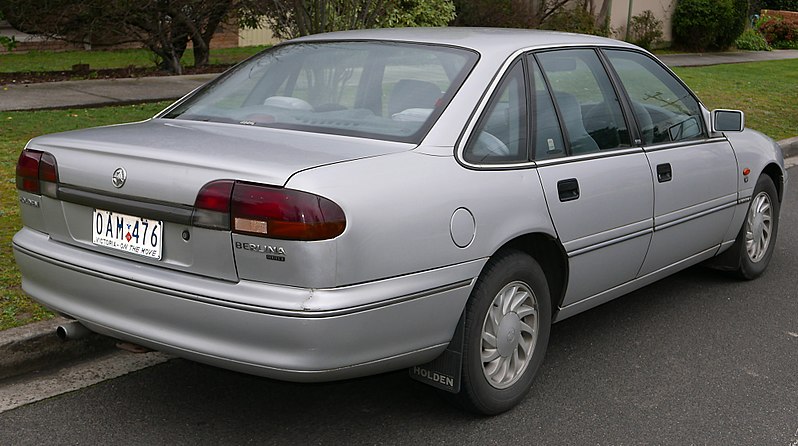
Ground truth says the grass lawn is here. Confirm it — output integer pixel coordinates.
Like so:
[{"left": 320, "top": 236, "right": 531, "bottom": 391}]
[
  {"left": 0, "top": 103, "right": 169, "bottom": 330},
  {"left": 0, "top": 46, "right": 268, "bottom": 73},
  {"left": 0, "top": 58, "right": 796, "bottom": 331},
  {"left": 673, "top": 59, "right": 798, "bottom": 141}
]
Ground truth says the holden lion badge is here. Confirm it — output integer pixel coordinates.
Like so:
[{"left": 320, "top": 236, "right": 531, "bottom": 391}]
[{"left": 112, "top": 167, "right": 127, "bottom": 188}]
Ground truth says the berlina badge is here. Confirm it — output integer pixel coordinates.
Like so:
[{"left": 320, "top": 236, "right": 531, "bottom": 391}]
[{"left": 112, "top": 167, "right": 127, "bottom": 188}]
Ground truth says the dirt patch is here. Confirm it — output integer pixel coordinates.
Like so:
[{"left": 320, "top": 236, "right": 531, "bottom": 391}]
[{"left": 0, "top": 64, "right": 233, "bottom": 86}]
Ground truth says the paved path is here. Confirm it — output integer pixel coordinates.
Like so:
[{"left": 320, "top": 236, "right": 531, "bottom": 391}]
[
  {"left": 0, "top": 74, "right": 216, "bottom": 112},
  {"left": 658, "top": 49, "right": 798, "bottom": 67},
  {"left": 2, "top": 50, "right": 798, "bottom": 112}
]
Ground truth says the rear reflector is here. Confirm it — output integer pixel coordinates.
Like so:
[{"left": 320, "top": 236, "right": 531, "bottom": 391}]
[
  {"left": 16, "top": 149, "right": 59, "bottom": 197},
  {"left": 192, "top": 180, "right": 346, "bottom": 241}
]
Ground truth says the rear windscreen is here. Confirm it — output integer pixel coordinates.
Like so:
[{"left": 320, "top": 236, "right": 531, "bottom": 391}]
[{"left": 163, "top": 41, "right": 478, "bottom": 143}]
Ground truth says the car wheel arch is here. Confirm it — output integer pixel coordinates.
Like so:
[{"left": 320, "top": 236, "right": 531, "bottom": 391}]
[
  {"left": 491, "top": 233, "right": 569, "bottom": 313},
  {"left": 761, "top": 162, "right": 784, "bottom": 203},
  {"left": 705, "top": 168, "right": 782, "bottom": 273}
]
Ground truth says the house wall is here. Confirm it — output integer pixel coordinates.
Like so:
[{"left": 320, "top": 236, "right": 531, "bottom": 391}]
[
  {"left": 239, "top": 19, "right": 281, "bottom": 47},
  {"left": 609, "top": 0, "right": 675, "bottom": 45}
]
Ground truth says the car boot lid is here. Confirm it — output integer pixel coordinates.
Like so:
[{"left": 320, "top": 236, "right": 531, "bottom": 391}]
[{"left": 25, "top": 119, "right": 413, "bottom": 205}]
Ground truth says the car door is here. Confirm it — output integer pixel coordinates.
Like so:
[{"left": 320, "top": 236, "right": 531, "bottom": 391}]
[
  {"left": 531, "top": 49, "right": 653, "bottom": 307},
  {"left": 603, "top": 49, "right": 738, "bottom": 276}
]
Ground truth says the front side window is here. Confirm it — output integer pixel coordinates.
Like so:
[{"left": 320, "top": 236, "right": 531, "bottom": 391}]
[
  {"left": 537, "top": 49, "right": 631, "bottom": 154},
  {"left": 463, "top": 61, "right": 528, "bottom": 164},
  {"left": 604, "top": 50, "right": 704, "bottom": 144},
  {"left": 163, "top": 42, "right": 477, "bottom": 143}
]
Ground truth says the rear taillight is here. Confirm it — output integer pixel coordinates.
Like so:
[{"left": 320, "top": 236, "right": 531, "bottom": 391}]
[
  {"left": 16, "top": 149, "right": 58, "bottom": 197},
  {"left": 232, "top": 183, "right": 346, "bottom": 241},
  {"left": 192, "top": 180, "right": 234, "bottom": 230},
  {"left": 16, "top": 150, "right": 41, "bottom": 194},
  {"left": 192, "top": 181, "right": 346, "bottom": 241}
]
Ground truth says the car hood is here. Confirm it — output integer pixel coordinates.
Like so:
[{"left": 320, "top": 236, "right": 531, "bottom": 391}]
[{"left": 26, "top": 118, "right": 414, "bottom": 204}]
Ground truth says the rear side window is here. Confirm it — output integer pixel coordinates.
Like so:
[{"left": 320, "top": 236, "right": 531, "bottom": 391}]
[
  {"left": 526, "top": 56, "right": 565, "bottom": 160},
  {"left": 604, "top": 50, "right": 704, "bottom": 144},
  {"left": 463, "top": 61, "right": 528, "bottom": 164},
  {"left": 537, "top": 49, "right": 631, "bottom": 154}
]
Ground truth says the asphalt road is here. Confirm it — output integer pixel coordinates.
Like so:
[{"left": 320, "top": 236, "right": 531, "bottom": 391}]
[{"left": 1, "top": 167, "right": 797, "bottom": 445}]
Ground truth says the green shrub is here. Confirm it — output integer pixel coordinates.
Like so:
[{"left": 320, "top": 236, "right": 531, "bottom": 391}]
[
  {"left": 758, "top": 14, "right": 798, "bottom": 47},
  {"left": 716, "top": 0, "right": 750, "bottom": 48},
  {"left": 0, "top": 11, "right": 11, "bottom": 52},
  {"left": 541, "top": 5, "right": 609, "bottom": 36},
  {"left": 672, "top": 0, "right": 749, "bottom": 51},
  {"left": 627, "top": 10, "right": 663, "bottom": 50},
  {"left": 380, "top": 0, "right": 456, "bottom": 27},
  {"left": 759, "top": 0, "right": 798, "bottom": 10},
  {"left": 734, "top": 28, "right": 773, "bottom": 49},
  {"left": 0, "top": 35, "right": 16, "bottom": 52},
  {"left": 672, "top": 0, "right": 720, "bottom": 50},
  {"left": 451, "top": 0, "right": 526, "bottom": 28}
]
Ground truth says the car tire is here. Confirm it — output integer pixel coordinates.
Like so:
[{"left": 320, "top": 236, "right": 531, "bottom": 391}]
[
  {"left": 455, "top": 249, "right": 551, "bottom": 415},
  {"left": 733, "top": 175, "right": 780, "bottom": 280}
]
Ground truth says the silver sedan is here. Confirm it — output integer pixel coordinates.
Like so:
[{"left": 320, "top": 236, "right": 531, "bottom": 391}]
[{"left": 13, "top": 28, "right": 786, "bottom": 414}]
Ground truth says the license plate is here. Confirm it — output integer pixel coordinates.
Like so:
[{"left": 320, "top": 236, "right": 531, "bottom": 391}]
[{"left": 92, "top": 209, "right": 163, "bottom": 260}]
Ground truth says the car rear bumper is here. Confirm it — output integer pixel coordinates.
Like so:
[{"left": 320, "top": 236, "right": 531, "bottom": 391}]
[{"left": 13, "top": 228, "right": 482, "bottom": 382}]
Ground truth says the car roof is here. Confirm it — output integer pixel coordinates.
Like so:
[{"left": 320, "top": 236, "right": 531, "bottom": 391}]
[{"left": 290, "top": 27, "right": 639, "bottom": 54}]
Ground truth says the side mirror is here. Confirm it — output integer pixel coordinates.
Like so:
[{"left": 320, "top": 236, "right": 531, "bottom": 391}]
[{"left": 712, "top": 109, "right": 745, "bottom": 132}]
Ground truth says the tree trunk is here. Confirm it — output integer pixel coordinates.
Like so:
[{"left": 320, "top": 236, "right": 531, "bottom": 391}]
[
  {"left": 192, "top": 41, "right": 210, "bottom": 67},
  {"left": 153, "top": 45, "right": 184, "bottom": 74},
  {"left": 152, "top": 20, "right": 187, "bottom": 74},
  {"left": 294, "top": 0, "right": 311, "bottom": 36},
  {"left": 597, "top": 0, "right": 611, "bottom": 27}
]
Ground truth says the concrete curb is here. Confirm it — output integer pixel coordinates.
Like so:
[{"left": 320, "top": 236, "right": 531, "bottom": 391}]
[
  {"left": 0, "top": 317, "right": 115, "bottom": 381},
  {"left": 779, "top": 137, "right": 798, "bottom": 159}
]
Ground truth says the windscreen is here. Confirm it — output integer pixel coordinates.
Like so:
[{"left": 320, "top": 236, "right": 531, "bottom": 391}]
[{"left": 163, "top": 41, "right": 477, "bottom": 143}]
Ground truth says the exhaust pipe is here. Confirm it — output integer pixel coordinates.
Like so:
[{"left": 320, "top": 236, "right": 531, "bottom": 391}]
[{"left": 56, "top": 320, "right": 92, "bottom": 340}]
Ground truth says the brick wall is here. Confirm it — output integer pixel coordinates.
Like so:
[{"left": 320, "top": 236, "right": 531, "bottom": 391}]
[
  {"left": 209, "top": 20, "right": 239, "bottom": 49},
  {"left": 762, "top": 9, "right": 798, "bottom": 23}
]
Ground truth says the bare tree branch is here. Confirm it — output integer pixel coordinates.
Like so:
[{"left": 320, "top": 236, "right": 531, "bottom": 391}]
[{"left": 1, "top": 0, "right": 254, "bottom": 73}]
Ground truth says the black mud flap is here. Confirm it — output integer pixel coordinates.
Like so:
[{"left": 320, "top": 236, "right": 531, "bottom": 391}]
[{"left": 409, "top": 314, "right": 464, "bottom": 393}]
